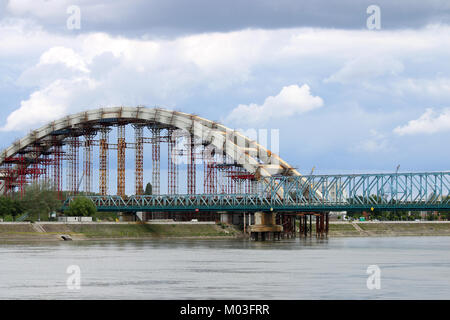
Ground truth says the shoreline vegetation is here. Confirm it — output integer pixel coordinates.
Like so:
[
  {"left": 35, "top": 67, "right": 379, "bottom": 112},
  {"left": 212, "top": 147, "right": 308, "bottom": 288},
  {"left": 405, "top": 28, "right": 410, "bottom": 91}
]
[{"left": 1, "top": 221, "right": 450, "bottom": 242}]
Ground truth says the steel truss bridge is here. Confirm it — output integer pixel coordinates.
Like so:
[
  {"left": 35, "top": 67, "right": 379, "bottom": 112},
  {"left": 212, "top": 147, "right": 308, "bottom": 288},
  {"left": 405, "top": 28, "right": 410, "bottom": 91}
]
[
  {"left": 64, "top": 172, "right": 450, "bottom": 213},
  {"left": 0, "top": 106, "right": 447, "bottom": 216}
]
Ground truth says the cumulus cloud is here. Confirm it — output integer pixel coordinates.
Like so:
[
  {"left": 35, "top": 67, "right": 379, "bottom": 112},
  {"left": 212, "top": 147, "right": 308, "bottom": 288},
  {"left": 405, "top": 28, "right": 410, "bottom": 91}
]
[
  {"left": 394, "top": 108, "right": 450, "bottom": 135},
  {"left": 1, "top": 77, "right": 99, "bottom": 131},
  {"left": 2, "top": 21, "right": 450, "bottom": 132},
  {"left": 225, "top": 84, "right": 323, "bottom": 126},
  {"left": 38, "top": 46, "right": 89, "bottom": 73}
]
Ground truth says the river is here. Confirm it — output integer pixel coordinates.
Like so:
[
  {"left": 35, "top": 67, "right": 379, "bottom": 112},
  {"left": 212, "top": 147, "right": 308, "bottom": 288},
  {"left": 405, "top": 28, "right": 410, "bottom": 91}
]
[{"left": 0, "top": 237, "right": 449, "bottom": 299}]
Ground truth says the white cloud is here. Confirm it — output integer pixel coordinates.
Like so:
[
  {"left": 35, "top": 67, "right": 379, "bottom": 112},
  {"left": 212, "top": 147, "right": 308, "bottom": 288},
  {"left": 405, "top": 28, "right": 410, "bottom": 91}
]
[
  {"left": 351, "top": 129, "right": 391, "bottom": 153},
  {"left": 2, "top": 21, "right": 450, "bottom": 131},
  {"left": 391, "top": 78, "right": 450, "bottom": 98},
  {"left": 394, "top": 108, "right": 450, "bottom": 135},
  {"left": 324, "top": 56, "right": 404, "bottom": 84},
  {"left": 0, "top": 77, "right": 99, "bottom": 131},
  {"left": 38, "top": 46, "right": 89, "bottom": 73},
  {"left": 225, "top": 84, "right": 323, "bottom": 126}
]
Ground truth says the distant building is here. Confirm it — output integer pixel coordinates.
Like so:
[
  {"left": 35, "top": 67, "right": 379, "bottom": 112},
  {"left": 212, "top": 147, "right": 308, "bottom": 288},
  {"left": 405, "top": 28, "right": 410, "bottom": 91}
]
[{"left": 58, "top": 216, "right": 92, "bottom": 222}]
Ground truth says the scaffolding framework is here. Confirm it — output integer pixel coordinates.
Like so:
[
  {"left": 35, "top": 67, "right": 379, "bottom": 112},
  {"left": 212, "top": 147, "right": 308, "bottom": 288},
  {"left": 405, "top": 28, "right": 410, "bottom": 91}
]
[
  {"left": 134, "top": 125, "right": 144, "bottom": 195},
  {"left": 168, "top": 128, "right": 178, "bottom": 194},
  {"left": 117, "top": 125, "right": 126, "bottom": 196},
  {"left": 42, "top": 150, "right": 51, "bottom": 184},
  {"left": 31, "top": 144, "right": 41, "bottom": 183},
  {"left": 151, "top": 128, "right": 161, "bottom": 195},
  {"left": 187, "top": 132, "right": 196, "bottom": 194},
  {"left": 99, "top": 128, "right": 110, "bottom": 196},
  {"left": 83, "top": 135, "right": 94, "bottom": 194},
  {"left": 203, "top": 146, "right": 217, "bottom": 194},
  {"left": 66, "top": 137, "right": 80, "bottom": 195},
  {"left": 52, "top": 138, "right": 63, "bottom": 199}
]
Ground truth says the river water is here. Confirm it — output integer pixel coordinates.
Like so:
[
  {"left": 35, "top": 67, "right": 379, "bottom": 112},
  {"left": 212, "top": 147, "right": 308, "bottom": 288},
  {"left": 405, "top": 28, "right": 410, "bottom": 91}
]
[{"left": 0, "top": 237, "right": 449, "bottom": 299}]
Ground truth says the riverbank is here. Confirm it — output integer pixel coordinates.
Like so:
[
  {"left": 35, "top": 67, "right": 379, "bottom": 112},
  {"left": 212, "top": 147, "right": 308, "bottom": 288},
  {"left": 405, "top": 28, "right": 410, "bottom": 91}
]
[
  {"left": 1, "top": 221, "right": 450, "bottom": 242},
  {"left": 0, "top": 222, "right": 242, "bottom": 242},
  {"left": 328, "top": 221, "right": 450, "bottom": 237}
]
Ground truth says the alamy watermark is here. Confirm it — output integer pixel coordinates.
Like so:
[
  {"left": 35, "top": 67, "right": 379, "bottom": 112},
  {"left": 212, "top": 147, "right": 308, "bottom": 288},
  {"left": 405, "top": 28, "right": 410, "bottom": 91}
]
[
  {"left": 66, "top": 264, "right": 81, "bottom": 290},
  {"left": 366, "top": 5, "right": 381, "bottom": 30},
  {"left": 67, "top": 5, "right": 81, "bottom": 30},
  {"left": 366, "top": 265, "right": 381, "bottom": 290},
  {"left": 167, "top": 126, "right": 280, "bottom": 167}
]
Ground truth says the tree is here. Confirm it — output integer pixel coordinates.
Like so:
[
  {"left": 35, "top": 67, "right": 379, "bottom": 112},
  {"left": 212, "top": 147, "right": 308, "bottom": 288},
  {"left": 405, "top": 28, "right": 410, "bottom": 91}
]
[
  {"left": 66, "top": 197, "right": 97, "bottom": 217},
  {"left": 144, "top": 182, "right": 152, "bottom": 195},
  {"left": 21, "top": 182, "right": 61, "bottom": 221},
  {"left": 0, "top": 196, "right": 24, "bottom": 220}
]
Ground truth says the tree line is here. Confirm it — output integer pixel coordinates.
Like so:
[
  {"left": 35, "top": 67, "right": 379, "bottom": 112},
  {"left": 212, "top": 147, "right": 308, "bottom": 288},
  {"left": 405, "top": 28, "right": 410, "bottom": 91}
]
[
  {"left": 0, "top": 182, "right": 96, "bottom": 221},
  {"left": 345, "top": 195, "right": 450, "bottom": 221}
]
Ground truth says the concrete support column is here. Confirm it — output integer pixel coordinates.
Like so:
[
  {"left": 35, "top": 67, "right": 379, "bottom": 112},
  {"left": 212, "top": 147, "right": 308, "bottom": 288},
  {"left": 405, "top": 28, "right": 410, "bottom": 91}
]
[
  {"left": 220, "top": 213, "right": 232, "bottom": 224},
  {"left": 250, "top": 211, "right": 283, "bottom": 241}
]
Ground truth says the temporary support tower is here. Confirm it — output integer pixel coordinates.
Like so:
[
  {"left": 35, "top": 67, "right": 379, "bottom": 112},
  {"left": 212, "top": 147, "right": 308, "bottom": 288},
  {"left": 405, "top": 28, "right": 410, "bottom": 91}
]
[
  {"left": 83, "top": 134, "right": 94, "bottom": 194},
  {"left": 151, "top": 128, "right": 161, "bottom": 195},
  {"left": 134, "top": 125, "right": 144, "bottom": 195},
  {"left": 187, "top": 132, "right": 196, "bottom": 194},
  {"left": 117, "top": 125, "right": 126, "bottom": 196},
  {"left": 66, "top": 137, "right": 80, "bottom": 195},
  {"left": 167, "top": 128, "right": 178, "bottom": 194},
  {"left": 52, "top": 137, "right": 63, "bottom": 199},
  {"left": 99, "top": 127, "right": 110, "bottom": 196}
]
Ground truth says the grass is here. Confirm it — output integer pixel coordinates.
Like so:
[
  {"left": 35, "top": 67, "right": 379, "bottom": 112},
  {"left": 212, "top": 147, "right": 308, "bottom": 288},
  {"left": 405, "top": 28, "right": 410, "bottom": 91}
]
[
  {"left": 0, "top": 224, "right": 35, "bottom": 233},
  {"left": 328, "top": 223, "right": 361, "bottom": 236},
  {"left": 357, "top": 222, "right": 450, "bottom": 236},
  {"left": 60, "top": 223, "right": 239, "bottom": 238}
]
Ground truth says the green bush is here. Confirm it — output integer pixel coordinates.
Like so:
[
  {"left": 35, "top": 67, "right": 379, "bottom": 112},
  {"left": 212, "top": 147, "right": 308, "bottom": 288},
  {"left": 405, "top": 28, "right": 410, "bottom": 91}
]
[
  {"left": 3, "top": 214, "right": 14, "bottom": 222},
  {"left": 66, "top": 197, "right": 97, "bottom": 217}
]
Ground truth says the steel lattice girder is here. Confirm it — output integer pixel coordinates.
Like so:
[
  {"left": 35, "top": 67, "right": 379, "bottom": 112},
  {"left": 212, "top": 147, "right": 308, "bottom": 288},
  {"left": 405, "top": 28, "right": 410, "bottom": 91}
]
[{"left": 62, "top": 171, "right": 450, "bottom": 213}]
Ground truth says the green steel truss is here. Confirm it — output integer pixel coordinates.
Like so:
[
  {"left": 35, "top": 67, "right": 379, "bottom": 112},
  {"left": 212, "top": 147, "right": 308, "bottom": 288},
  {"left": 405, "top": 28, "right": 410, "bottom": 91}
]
[{"left": 63, "top": 172, "right": 450, "bottom": 213}]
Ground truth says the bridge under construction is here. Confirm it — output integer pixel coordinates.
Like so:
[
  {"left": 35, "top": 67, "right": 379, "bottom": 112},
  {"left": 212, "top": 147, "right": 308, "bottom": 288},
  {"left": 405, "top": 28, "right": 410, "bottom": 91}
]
[{"left": 1, "top": 107, "right": 449, "bottom": 239}]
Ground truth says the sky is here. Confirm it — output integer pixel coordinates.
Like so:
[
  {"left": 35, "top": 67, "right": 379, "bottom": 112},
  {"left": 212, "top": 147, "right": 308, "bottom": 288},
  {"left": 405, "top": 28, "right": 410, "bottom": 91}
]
[{"left": 0, "top": 0, "right": 449, "bottom": 179}]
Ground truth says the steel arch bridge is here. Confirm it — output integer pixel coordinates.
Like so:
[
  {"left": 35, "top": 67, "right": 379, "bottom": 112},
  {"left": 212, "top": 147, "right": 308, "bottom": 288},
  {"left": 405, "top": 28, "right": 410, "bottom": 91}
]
[
  {"left": 0, "top": 106, "right": 300, "bottom": 199},
  {"left": 0, "top": 106, "right": 448, "bottom": 214}
]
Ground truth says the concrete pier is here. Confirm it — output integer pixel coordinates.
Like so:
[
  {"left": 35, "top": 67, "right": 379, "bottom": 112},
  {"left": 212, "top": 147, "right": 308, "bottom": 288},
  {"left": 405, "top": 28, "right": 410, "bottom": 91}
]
[{"left": 250, "top": 211, "right": 283, "bottom": 241}]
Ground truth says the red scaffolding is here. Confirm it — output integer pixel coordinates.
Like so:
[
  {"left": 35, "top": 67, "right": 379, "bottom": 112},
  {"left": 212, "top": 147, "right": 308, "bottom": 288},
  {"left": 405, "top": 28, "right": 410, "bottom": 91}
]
[{"left": 66, "top": 137, "right": 80, "bottom": 195}]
